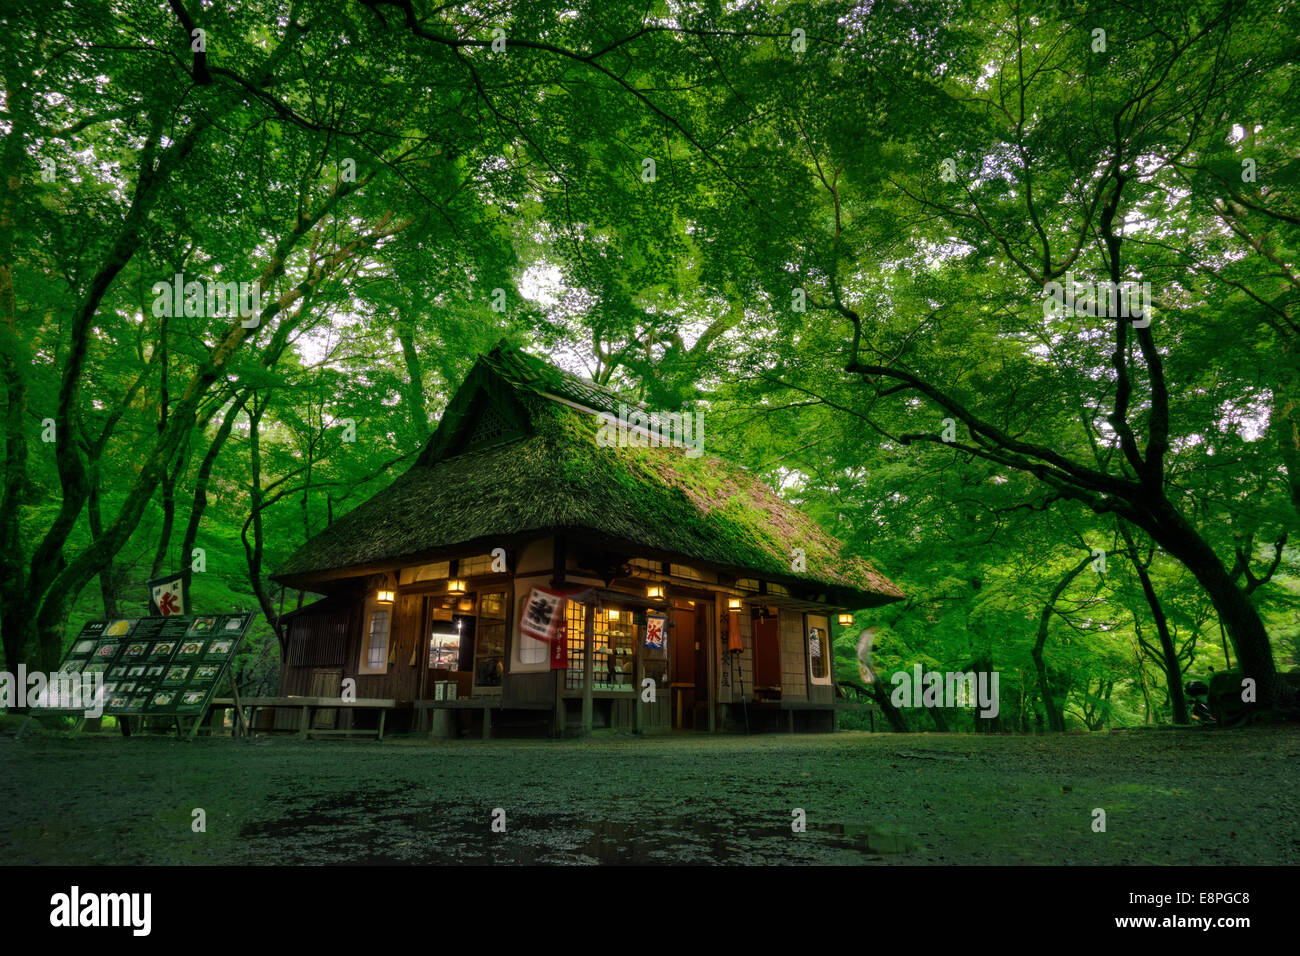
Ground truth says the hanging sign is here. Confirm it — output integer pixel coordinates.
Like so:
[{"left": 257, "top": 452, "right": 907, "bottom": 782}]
[
  {"left": 147, "top": 572, "right": 187, "bottom": 616},
  {"left": 519, "top": 587, "right": 568, "bottom": 669},
  {"left": 644, "top": 613, "right": 667, "bottom": 651}
]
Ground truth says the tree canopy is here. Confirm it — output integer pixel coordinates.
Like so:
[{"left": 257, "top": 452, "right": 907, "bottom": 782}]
[{"left": 2, "top": 0, "right": 1297, "bottom": 726}]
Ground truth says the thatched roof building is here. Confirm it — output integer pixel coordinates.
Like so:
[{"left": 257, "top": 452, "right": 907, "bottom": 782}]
[{"left": 271, "top": 342, "right": 902, "bottom": 737}]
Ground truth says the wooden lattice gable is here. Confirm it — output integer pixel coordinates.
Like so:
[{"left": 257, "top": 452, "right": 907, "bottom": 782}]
[{"left": 416, "top": 357, "right": 530, "bottom": 465}]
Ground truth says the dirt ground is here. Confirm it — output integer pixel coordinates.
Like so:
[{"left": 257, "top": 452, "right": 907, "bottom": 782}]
[{"left": 1, "top": 725, "right": 1297, "bottom": 865}]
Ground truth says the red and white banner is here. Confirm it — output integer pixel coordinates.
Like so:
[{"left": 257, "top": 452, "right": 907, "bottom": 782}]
[
  {"left": 519, "top": 586, "right": 569, "bottom": 670},
  {"left": 148, "top": 572, "right": 186, "bottom": 616}
]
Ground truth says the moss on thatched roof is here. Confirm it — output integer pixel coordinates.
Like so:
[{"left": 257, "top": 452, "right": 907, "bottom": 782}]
[{"left": 272, "top": 345, "right": 904, "bottom": 607}]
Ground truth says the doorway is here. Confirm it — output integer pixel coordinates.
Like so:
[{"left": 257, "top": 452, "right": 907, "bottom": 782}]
[
  {"left": 752, "top": 612, "right": 781, "bottom": 700},
  {"left": 670, "top": 602, "right": 711, "bottom": 730}
]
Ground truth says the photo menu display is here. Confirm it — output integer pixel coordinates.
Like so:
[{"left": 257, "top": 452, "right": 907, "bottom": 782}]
[{"left": 54, "top": 613, "right": 251, "bottom": 717}]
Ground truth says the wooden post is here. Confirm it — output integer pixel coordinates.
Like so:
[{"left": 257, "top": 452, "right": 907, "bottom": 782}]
[
  {"left": 581, "top": 601, "right": 594, "bottom": 735},
  {"left": 707, "top": 604, "right": 716, "bottom": 733},
  {"left": 553, "top": 670, "right": 565, "bottom": 738},
  {"left": 634, "top": 628, "right": 644, "bottom": 736},
  {"left": 482, "top": 706, "right": 492, "bottom": 741},
  {"left": 229, "top": 677, "right": 248, "bottom": 738},
  {"left": 552, "top": 533, "right": 569, "bottom": 739}
]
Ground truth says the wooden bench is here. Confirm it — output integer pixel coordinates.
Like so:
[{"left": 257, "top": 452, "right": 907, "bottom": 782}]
[
  {"left": 413, "top": 698, "right": 551, "bottom": 740},
  {"left": 210, "top": 696, "right": 408, "bottom": 740}
]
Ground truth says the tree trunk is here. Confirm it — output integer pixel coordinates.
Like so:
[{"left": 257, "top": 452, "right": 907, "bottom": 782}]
[
  {"left": 180, "top": 391, "right": 249, "bottom": 585},
  {"left": 396, "top": 320, "right": 429, "bottom": 435},
  {"left": 1143, "top": 501, "right": 1282, "bottom": 709},
  {"left": 149, "top": 469, "right": 177, "bottom": 579},
  {"left": 86, "top": 462, "right": 119, "bottom": 618},
  {"left": 1033, "top": 554, "right": 1092, "bottom": 732},
  {"left": 868, "top": 680, "right": 910, "bottom": 732},
  {"left": 1120, "top": 526, "right": 1188, "bottom": 723},
  {"left": 242, "top": 394, "right": 285, "bottom": 647}
]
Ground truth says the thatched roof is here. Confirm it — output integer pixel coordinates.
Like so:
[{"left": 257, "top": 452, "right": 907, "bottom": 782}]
[{"left": 272, "top": 343, "right": 904, "bottom": 608}]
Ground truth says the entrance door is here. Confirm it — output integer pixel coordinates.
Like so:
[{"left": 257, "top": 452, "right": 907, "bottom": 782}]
[
  {"left": 670, "top": 608, "right": 696, "bottom": 729},
  {"left": 670, "top": 604, "right": 711, "bottom": 730},
  {"left": 753, "top": 615, "right": 781, "bottom": 698}
]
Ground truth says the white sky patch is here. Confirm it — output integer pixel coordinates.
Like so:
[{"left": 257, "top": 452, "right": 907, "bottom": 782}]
[
  {"left": 519, "top": 262, "right": 563, "bottom": 306},
  {"left": 293, "top": 317, "right": 347, "bottom": 367},
  {"left": 774, "top": 466, "right": 808, "bottom": 496},
  {"left": 1218, "top": 392, "right": 1270, "bottom": 441}
]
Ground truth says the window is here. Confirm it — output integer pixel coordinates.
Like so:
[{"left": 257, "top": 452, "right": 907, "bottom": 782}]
[
  {"left": 428, "top": 623, "right": 460, "bottom": 669},
  {"left": 457, "top": 553, "right": 498, "bottom": 578},
  {"left": 360, "top": 605, "right": 390, "bottom": 674},
  {"left": 402, "top": 561, "right": 450, "bottom": 584},
  {"left": 461, "top": 405, "right": 522, "bottom": 452},
  {"left": 565, "top": 603, "right": 636, "bottom": 691},
  {"left": 807, "top": 615, "right": 831, "bottom": 684},
  {"left": 474, "top": 591, "right": 508, "bottom": 689}
]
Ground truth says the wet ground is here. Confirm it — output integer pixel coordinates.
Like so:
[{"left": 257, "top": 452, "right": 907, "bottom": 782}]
[{"left": 1, "top": 727, "right": 1297, "bottom": 865}]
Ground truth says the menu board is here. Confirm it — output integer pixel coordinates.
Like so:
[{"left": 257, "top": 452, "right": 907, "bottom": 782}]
[{"left": 44, "top": 613, "right": 252, "bottom": 717}]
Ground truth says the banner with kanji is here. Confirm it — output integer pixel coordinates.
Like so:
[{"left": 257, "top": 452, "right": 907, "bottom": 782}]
[
  {"left": 645, "top": 613, "right": 667, "bottom": 651},
  {"left": 519, "top": 586, "right": 568, "bottom": 669},
  {"left": 147, "top": 572, "right": 187, "bottom": 616}
]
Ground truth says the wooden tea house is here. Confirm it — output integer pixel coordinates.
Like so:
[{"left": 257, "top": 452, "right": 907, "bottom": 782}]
[{"left": 271, "top": 343, "right": 904, "bottom": 737}]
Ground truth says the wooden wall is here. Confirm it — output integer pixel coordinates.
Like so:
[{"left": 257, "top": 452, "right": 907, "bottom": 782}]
[
  {"left": 345, "top": 591, "right": 423, "bottom": 701},
  {"left": 715, "top": 609, "right": 753, "bottom": 703},
  {"left": 807, "top": 612, "right": 833, "bottom": 704},
  {"left": 279, "top": 600, "right": 356, "bottom": 695},
  {"left": 279, "top": 553, "right": 850, "bottom": 731},
  {"left": 778, "top": 609, "right": 808, "bottom": 700}
]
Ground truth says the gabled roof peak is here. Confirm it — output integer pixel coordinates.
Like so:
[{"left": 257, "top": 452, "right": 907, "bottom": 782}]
[{"left": 480, "top": 340, "right": 645, "bottom": 418}]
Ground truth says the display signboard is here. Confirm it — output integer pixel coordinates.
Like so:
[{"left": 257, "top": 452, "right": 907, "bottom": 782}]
[{"left": 38, "top": 613, "right": 252, "bottom": 717}]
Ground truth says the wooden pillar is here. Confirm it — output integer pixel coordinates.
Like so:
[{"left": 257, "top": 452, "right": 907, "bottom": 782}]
[
  {"left": 582, "top": 601, "right": 594, "bottom": 734},
  {"left": 634, "top": 624, "right": 644, "bottom": 735},
  {"left": 553, "top": 670, "right": 565, "bottom": 738},
  {"left": 707, "top": 604, "right": 717, "bottom": 733}
]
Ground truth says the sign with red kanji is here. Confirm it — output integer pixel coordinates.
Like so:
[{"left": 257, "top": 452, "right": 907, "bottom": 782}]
[
  {"left": 519, "top": 586, "right": 568, "bottom": 670},
  {"left": 148, "top": 572, "right": 187, "bottom": 616}
]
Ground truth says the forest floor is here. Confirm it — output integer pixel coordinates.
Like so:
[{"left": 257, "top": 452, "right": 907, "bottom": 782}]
[{"left": 1, "top": 724, "right": 1297, "bottom": 865}]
